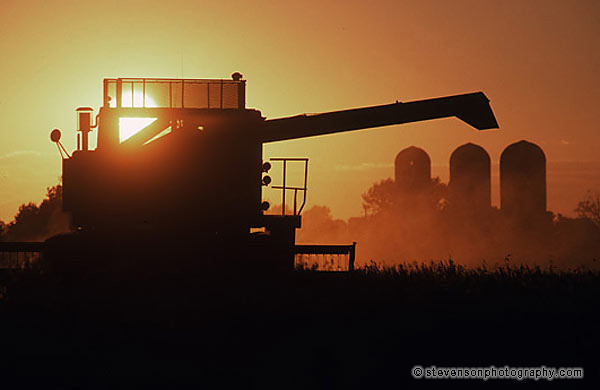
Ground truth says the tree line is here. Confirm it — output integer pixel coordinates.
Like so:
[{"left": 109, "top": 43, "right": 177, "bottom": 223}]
[{"left": 0, "top": 184, "right": 70, "bottom": 242}]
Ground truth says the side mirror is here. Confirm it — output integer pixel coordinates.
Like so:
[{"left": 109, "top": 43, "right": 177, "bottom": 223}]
[
  {"left": 50, "top": 129, "right": 61, "bottom": 143},
  {"left": 50, "top": 128, "right": 70, "bottom": 159}
]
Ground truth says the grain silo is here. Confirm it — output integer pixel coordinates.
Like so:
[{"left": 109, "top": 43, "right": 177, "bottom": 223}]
[
  {"left": 449, "top": 143, "right": 491, "bottom": 212},
  {"left": 394, "top": 146, "right": 431, "bottom": 192},
  {"left": 500, "top": 140, "right": 546, "bottom": 218}
]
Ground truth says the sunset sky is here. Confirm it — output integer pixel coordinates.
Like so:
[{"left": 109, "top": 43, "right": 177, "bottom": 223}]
[{"left": 1, "top": 0, "right": 599, "bottom": 222}]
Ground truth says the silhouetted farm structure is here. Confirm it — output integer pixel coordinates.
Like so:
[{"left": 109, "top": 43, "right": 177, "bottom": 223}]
[
  {"left": 394, "top": 146, "right": 432, "bottom": 192},
  {"left": 501, "top": 140, "right": 548, "bottom": 222},
  {"left": 398, "top": 141, "right": 550, "bottom": 221},
  {"left": 448, "top": 142, "right": 491, "bottom": 214},
  {"left": 394, "top": 141, "right": 547, "bottom": 219},
  {"left": 335, "top": 140, "right": 599, "bottom": 268}
]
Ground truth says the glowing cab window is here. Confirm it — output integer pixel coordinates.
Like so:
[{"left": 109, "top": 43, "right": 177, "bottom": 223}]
[{"left": 118, "top": 91, "right": 158, "bottom": 142}]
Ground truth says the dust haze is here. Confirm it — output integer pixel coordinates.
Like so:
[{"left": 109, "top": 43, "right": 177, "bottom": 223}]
[{"left": 296, "top": 142, "right": 600, "bottom": 269}]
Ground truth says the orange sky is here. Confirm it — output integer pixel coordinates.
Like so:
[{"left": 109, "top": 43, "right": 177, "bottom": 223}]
[{"left": 1, "top": 0, "right": 599, "bottom": 221}]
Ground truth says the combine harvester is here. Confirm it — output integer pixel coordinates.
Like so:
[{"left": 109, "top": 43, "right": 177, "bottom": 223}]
[{"left": 42, "top": 73, "right": 498, "bottom": 274}]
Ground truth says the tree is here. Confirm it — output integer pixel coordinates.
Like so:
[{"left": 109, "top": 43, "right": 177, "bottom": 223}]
[
  {"left": 361, "top": 177, "right": 448, "bottom": 216},
  {"left": 3, "top": 184, "right": 71, "bottom": 241},
  {"left": 8, "top": 202, "right": 41, "bottom": 240},
  {"left": 576, "top": 191, "right": 600, "bottom": 226},
  {"left": 361, "top": 178, "right": 397, "bottom": 216}
]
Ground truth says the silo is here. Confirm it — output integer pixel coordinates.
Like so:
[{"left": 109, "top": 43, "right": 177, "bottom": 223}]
[
  {"left": 394, "top": 146, "right": 431, "bottom": 192},
  {"left": 500, "top": 140, "right": 546, "bottom": 218},
  {"left": 449, "top": 143, "right": 491, "bottom": 212}
]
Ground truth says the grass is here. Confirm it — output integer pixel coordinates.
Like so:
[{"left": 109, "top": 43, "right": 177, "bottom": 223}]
[{"left": 1, "top": 260, "right": 599, "bottom": 387}]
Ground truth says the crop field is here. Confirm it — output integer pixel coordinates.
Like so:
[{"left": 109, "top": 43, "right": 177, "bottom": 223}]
[{"left": 1, "top": 260, "right": 598, "bottom": 387}]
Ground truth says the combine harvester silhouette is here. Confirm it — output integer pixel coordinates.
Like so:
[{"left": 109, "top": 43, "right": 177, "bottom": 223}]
[{"left": 42, "top": 73, "right": 498, "bottom": 274}]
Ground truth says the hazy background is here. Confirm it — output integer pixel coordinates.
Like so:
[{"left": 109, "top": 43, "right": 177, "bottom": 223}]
[{"left": 1, "top": 0, "right": 599, "bottom": 222}]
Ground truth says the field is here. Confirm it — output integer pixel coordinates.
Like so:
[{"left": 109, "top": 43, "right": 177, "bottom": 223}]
[{"left": 1, "top": 260, "right": 599, "bottom": 387}]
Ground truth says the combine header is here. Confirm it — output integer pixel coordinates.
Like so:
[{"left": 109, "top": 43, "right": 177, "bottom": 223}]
[{"left": 51, "top": 73, "right": 498, "bottom": 271}]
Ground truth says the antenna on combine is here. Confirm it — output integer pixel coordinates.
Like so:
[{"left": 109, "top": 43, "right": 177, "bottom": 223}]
[{"left": 50, "top": 129, "right": 70, "bottom": 159}]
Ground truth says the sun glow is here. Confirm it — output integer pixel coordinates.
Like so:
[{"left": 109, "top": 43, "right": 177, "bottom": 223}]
[
  {"left": 119, "top": 118, "right": 158, "bottom": 142},
  {"left": 119, "top": 92, "right": 157, "bottom": 142}
]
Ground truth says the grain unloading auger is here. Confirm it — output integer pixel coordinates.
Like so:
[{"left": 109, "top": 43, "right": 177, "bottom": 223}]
[{"left": 52, "top": 74, "right": 498, "bottom": 269}]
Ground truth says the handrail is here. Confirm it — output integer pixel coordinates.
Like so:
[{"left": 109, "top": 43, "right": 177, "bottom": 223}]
[
  {"left": 103, "top": 78, "right": 245, "bottom": 109},
  {"left": 270, "top": 158, "right": 309, "bottom": 216}
]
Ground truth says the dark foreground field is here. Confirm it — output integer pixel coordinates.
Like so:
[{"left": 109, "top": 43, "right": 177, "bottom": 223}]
[{"left": 1, "top": 260, "right": 599, "bottom": 388}]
